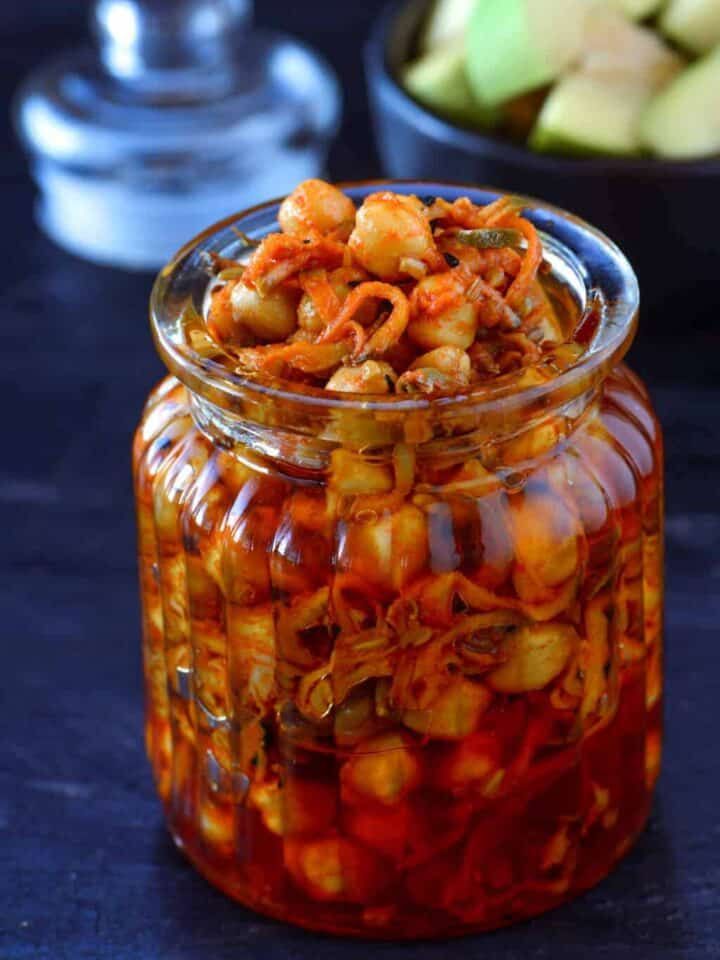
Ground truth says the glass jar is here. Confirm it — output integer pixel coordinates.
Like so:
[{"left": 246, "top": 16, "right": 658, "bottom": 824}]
[{"left": 133, "top": 182, "right": 664, "bottom": 938}]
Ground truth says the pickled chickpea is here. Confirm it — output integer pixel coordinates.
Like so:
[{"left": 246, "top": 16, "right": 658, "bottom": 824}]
[
  {"left": 330, "top": 448, "right": 394, "bottom": 495},
  {"left": 511, "top": 489, "right": 581, "bottom": 590},
  {"left": 488, "top": 623, "right": 577, "bottom": 693},
  {"left": 409, "top": 345, "right": 471, "bottom": 379},
  {"left": 407, "top": 272, "right": 479, "bottom": 350},
  {"left": 403, "top": 678, "right": 493, "bottom": 739},
  {"left": 349, "top": 192, "right": 439, "bottom": 280},
  {"left": 342, "top": 732, "right": 421, "bottom": 805},
  {"left": 198, "top": 800, "right": 234, "bottom": 856},
  {"left": 342, "top": 503, "right": 428, "bottom": 592},
  {"left": 279, "top": 179, "right": 357, "bottom": 240},
  {"left": 285, "top": 836, "right": 387, "bottom": 903},
  {"left": 439, "top": 732, "right": 503, "bottom": 793},
  {"left": 228, "top": 281, "right": 299, "bottom": 343},
  {"left": 398, "top": 345, "right": 472, "bottom": 394},
  {"left": 250, "top": 777, "right": 337, "bottom": 836},
  {"left": 208, "top": 181, "right": 570, "bottom": 391},
  {"left": 503, "top": 417, "right": 565, "bottom": 463},
  {"left": 326, "top": 360, "right": 396, "bottom": 393},
  {"left": 206, "top": 282, "right": 241, "bottom": 344}
]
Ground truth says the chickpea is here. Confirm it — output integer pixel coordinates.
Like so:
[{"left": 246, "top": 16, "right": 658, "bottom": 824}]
[
  {"left": 409, "top": 345, "right": 471, "bottom": 379},
  {"left": 226, "top": 281, "right": 298, "bottom": 344},
  {"left": 349, "top": 193, "right": 438, "bottom": 281},
  {"left": 503, "top": 417, "right": 564, "bottom": 463},
  {"left": 330, "top": 448, "right": 394, "bottom": 495},
  {"left": 342, "top": 731, "right": 421, "bottom": 805},
  {"left": 403, "top": 678, "right": 492, "bottom": 739},
  {"left": 407, "top": 273, "right": 479, "bottom": 351},
  {"left": 438, "top": 731, "right": 503, "bottom": 793},
  {"left": 279, "top": 179, "right": 356, "bottom": 240},
  {"left": 488, "top": 623, "right": 576, "bottom": 693},
  {"left": 206, "top": 281, "right": 246, "bottom": 344},
  {"left": 326, "top": 360, "right": 396, "bottom": 394},
  {"left": 284, "top": 836, "right": 386, "bottom": 903},
  {"left": 249, "top": 777, "right": 337, "bottom": 836},
  {"left": 511, "top": 489, "right": 581, "bottom": 589},
  {"left": 198, "top": 800, "right": 234, "bottom": 856},
  {"left": 343, "top": 503, "right": 428, "bottom": 591},
  {"left": 344, "top": 801, "right": 409, "bottom": 861}
]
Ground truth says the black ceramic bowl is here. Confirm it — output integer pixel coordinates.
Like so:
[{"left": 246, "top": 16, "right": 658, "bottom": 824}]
[{"left": 367, "top": 0, "right": 720, "bottom": 327}]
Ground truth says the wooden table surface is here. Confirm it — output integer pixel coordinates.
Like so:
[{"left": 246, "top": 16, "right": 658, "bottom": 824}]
[{"left": 2, "top": 2, "right": 719, "bottom": 957}]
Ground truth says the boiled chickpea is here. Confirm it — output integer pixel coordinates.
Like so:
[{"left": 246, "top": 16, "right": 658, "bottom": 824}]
[
  {"left": 489, "top": 623, "right": 576, "bottom": 693},
  {"left": 326, "top": 360, "right": 396, "bottom": 394},
  {"left": 279, "top": 179, "right": 356, "bottom": 240},
  {"left": 409, "top": 345, "right": 471, "bottom": 379},
  {"left": 284, "top": 836, "right": 386, "bottom": 903},
  {"left": 349, "top": 193, "right": 437, "bottom": 281},
  {"left": 342, "top": 503, "right": 428, "bottom": 591},
  {"left": 511, "top": 489, "right": 581, "bottom": 588},
  {"left": 404, "top": 678, "right": 492, "bottom": 739},
  {"left": 439, "top": 732, "right": 503, "bottom": 793},
  {"left": 407, "top": 273, "right": 479, "bottom": 351},
  {"left": 229, "top": 282, "right": 298, "bottom": 343},
  {"left": 342, "top": 731, "right": 421, "bottom": 805}
]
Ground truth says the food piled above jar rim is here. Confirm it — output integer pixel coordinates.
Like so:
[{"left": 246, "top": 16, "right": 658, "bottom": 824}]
[{"left": 203, "top": 179, "right": 584, "bottom": 399}]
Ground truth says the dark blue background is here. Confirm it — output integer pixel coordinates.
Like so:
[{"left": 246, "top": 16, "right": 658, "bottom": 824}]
[{"left": 2, "top": 2, "right": 719, "bottom": 958}]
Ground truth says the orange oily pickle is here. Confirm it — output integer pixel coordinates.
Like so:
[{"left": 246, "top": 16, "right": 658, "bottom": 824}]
[
  {"left": 349, "top": 192, "right": 438, "bottom": 281},
  {"left": 341, "top": 731, "right": 422, "bottom": 806},
  {"left": 279, "top": 179, "right": 357, "bottom": 240},
  {"left": 508, "top": 479, "right": 583, "bottom": 598},
  {"left": 336, "top": 502, "right": 428, "bottom": 595},
  {"left": 284, "top": 835, "right": 391, "bottom": 904},
  {"left": 250, "top": 774, "right": 338, "bottom": 837},
  {"left": 269, "top": 488, "right": 333, "bottom": 595}
]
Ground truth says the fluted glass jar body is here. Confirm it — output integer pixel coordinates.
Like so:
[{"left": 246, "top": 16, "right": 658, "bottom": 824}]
[{"left": 133, "top": 185, "right": 664, "bottom": 939}]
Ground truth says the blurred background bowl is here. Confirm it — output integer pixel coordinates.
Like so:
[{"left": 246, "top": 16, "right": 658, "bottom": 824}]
[{"left": 367, "top": 0, "right": 720, "bottom": 328}]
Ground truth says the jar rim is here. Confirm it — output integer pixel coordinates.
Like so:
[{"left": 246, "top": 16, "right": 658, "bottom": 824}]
[{"left": 150, "top": 180, "right": 639, "bottom": 421}]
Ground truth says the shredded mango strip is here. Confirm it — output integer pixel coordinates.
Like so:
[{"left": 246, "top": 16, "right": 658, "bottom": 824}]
[
  {"left": 299, "top": 270, "right": 342, "bottom": 326},
  {"left": 351, "top": 284, "right": 410, "bottom": 361},
  {"left": 501, "top": 215, "right": 543, "bottom": 311},
  {"left": 243, "top": 234, "right": 346, "bottom": 295},
  {"left": 235, "top": 341, "right": 350, "bottom": 376}
]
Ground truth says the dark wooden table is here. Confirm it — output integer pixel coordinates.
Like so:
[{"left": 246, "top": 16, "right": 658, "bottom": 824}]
[{"left": 2, "top": 3, "right": 719, "bottom": 958}]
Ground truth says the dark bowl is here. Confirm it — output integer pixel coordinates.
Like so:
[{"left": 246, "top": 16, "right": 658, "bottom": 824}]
[{"left": 366, "top": 0, "right": 720, "bottom": 327}]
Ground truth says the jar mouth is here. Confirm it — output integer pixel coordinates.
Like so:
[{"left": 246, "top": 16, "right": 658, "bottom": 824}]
[{"left": 150, "top": 180, "right": 639, "bottom": 422}]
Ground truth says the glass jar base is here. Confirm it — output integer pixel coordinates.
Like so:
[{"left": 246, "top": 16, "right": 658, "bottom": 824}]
[{"left": 167, "top": 810, "right": 654, "bottom": 940}]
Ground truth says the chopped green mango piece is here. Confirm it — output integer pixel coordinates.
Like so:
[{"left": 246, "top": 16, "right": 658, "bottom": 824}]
[
  {"left": 641, "top": 48, "right": 720, "bottom": 158},
  {"left": 660, "top": 0, "right": 720, "bottom": 55},
  {"left": 420, "top": 0, "right": 478, "bottom": 52},
  {"left": 456, "top": 228, "right": 524, "bottom": 250},
  {"left": 403, "top": 44, "right": 499, "bottom": 127},
  {"left": 530, "top": 72, "right": 654, "bottom": 156},
  {"left": 581, "top": 6, "right": 685, "bottom": 85},
  {"left": 606, "top": 0, "right": 664, "bottom": 19},
  {"left": 466, "top": 0, "right": 597, "bottom": 107},
  {"left": 531, "top": 4, "right": 685, "bottom": 157}
]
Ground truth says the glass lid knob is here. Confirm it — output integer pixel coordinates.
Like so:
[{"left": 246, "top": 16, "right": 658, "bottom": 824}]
[
  {"left": 92, "top": 0, "right": 251, "bottom": 90},
  {"left": 14, "top": 0, "right": 340, "bottom": 271}
]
